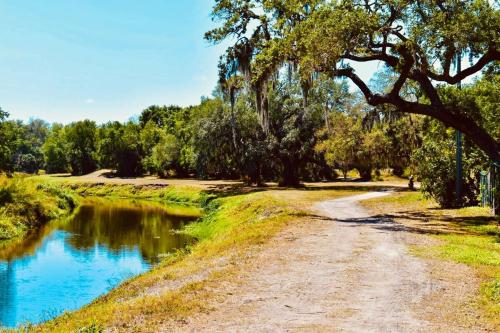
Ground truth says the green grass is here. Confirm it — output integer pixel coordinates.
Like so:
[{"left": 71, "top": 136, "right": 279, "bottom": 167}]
[
  {"left": 435, "top": 234, "right": 500, "bottom": 266},
  {"left": 61, "top": 182, "right": 205, "bottom": 205},
  {"left": 0, "top": 175, "right": 78, "bottom": 241}
]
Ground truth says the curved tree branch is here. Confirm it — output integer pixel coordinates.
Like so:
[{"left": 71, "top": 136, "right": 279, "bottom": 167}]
[
  {"left": 332, "top": 67, "right": 500, "bottom": 163},
  {"left": 423, "top": 47, "right": 500, "bottom": 84}
]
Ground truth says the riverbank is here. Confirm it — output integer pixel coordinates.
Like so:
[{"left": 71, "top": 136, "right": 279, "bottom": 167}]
[
  {"left": 0, "top": 174, "right": 208, "bottom": 246},
  {"left": 0, "top": 175, "right": 78, "bottom": 242},
  {"left": 20, "top": 182, "right": 367, "bottom": 332}
]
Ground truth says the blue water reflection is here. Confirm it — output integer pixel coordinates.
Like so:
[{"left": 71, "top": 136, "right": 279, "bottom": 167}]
[{"left": 0, "top": 200, "right": 195, "bottom": 328}]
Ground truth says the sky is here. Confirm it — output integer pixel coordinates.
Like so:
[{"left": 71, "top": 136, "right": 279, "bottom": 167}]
[
  {"left": 0, "top": 0, "right": 227, "bottom": 124},
  {"left": 0, "top": 1, "right": 396, "bottom": 125}
]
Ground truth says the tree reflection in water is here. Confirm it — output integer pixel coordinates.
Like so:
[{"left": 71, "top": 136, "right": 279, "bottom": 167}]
[{"left": 0, "top": 199, "right": 197, "bottom": 328}]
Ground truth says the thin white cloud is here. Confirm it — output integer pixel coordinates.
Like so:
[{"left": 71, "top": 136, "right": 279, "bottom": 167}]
[{"left": 84, "top": 98, "right": 95, "bottom": 104}]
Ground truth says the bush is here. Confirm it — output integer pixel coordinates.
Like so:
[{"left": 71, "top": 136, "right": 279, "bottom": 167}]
[{"left": 413, "top": 123, "right": 487, "bottom": 208}]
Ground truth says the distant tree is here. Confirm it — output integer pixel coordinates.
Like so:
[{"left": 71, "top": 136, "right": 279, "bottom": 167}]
[
  {"left": 151, "top": 132, "right": 180, "bottom": 178},
  {"left": 13, "top": 119, "right": 49, "bottom": 173},
  {"left": 140, "top": 120, "right": 163, "bottom": 174},
  {"left": 98, "top": 121, "right": 143, "bottom": 177},
  {"left": 139, "top": 105, "right": 183, "bottom": 128},
  {"left": 65, "top": 120, "right": 98, "bottom": 175},
  {"left": 192, "top": 98, "right": 239, "bottom": 179},
  {"left": 316, "top": 112, "right": 361, "bottom": 179},
  {"left": 0, "top": 110, "right": 19, "bottom": 172},
  {"left": 43, "top": 123, "right": 69, "bottom": 173}
]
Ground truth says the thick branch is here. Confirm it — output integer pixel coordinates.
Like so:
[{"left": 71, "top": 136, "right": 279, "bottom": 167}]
[
  {"left": 424, "top": 47, "right": 500, "bottom": 84},
  {"left": 331, "top": 68, "right": 500, "bottom": 162},
  {"left": 343, "top": 52, "right": 398, "bottom": 67}
]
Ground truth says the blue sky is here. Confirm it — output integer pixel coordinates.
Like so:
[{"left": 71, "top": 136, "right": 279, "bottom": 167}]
[
  {"left": 0, "top": 0, "right": 226, "bottom": 124},
  {"left": 0, "top": 1, "right": 390, "bottom": 125}
]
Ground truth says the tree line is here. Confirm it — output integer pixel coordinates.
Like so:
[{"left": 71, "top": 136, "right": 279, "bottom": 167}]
[{"left": 0, "top": 66, "right": 498, "bottom": 207}]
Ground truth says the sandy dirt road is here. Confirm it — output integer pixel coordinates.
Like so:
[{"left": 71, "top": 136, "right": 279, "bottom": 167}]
[{"left": 164, "top": 191, "right": 476, "bottom": 332}]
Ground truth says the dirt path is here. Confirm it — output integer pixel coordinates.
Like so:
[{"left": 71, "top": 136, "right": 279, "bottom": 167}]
[{"left": 163, "top": 192, "right": 476, "bottom": 332}]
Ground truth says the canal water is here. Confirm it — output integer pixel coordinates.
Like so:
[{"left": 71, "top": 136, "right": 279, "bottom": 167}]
[{"left": 0, "top": 199, "right": 197, "bottom": 328}]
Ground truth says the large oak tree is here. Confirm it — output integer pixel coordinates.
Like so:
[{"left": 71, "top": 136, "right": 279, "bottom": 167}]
[{"left": 207, "top": 0, "right": 500, "bottom": 162}]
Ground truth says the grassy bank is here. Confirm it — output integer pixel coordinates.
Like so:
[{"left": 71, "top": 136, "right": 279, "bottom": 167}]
[
  {"left": 0, "top": 175, "right": 78, "bottom": 241},
  {"left": 36, "top": 176, "right": 207, "bottom": 206},
  {"left": 1, "top": 175, "right": 206, "bottom": 246},
  {"left": 19, "top": 187, "right": 359, "bottom": 332},
  {"left": 362, "top": 192, "right": 499, "bottom": 325}
]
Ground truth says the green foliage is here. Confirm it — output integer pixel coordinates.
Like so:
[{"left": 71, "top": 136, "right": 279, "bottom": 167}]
[
  {"left": 414, "top": 119, "right": 486, "bottom": 208},
  {"left": 191, "top": 98, "right": 241, "bottom": 179},
  {"left": 0, "top": 117, "right": 49, "bottom": 174},
  {"left": 139, "top": 105, "right": 195, "bottom": 177},
  {"left": 0, "top": 109, "right": 12, "bottom": 171},
  {"left": 65, "top": 120, "right": 99, "bottom": 176},
  {"left": 208, "top": 0, "right": 500, "bottom": 163},
  {"left": 414, "top": 73, "right": 499, "bottom": 208},
  {"left": 151, "top": 132, "right": 180, "bottom": 178},
  {"left": 0, "top": 175, "right": 78, "bottom": 240},
  {"left": 98, "top": 121, "right": 143, "bottom": 177},
  {"left": 43, "top": 123, "right": 70, "bottom": 173}
]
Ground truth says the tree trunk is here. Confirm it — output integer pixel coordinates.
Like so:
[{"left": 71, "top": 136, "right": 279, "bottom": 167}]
[
  {"left": 324, "top": 102, "right": 331, "bottom": 133},
  {"left": 279, "top": 158, "right": 300, "bottom": 187},
  {"left": 357, "top": 167, "right": 372, "bottom": 181}
]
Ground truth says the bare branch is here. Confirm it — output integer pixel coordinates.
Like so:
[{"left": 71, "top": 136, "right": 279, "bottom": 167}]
[{"left": 424, "top": 47, "right": 500, "bottom": 84}]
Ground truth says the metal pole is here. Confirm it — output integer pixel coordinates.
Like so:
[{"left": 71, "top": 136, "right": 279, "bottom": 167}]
[{"left": 455, "top": 50, "right": 463, "bottom": 206}]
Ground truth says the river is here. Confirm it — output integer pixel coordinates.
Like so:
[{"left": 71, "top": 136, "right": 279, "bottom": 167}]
[{"left": 0, "top": 199, "right": 198, "bottom": 328}]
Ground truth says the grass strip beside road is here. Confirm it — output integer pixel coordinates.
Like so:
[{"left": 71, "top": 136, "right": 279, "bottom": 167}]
[{"left": 362, "top": 192, "right": 499, "bottom": 325}]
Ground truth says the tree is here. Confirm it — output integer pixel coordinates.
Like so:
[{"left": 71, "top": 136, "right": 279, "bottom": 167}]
[
  {"left": 140, "top": 120, "right": 163, "bottom": 174},
  {"left": 139, "top": 105, "right": 183, "bottom": 128},
  {"left": 151, "top": 132, "right": 180, "bottom": 178},
  {"left": 316, "top": 112, "right": 361, "bottom": 179},
  {"left": 13, "top": 119, "right": 49, "bottom": 173},
  {"left": 43, "top": 123, "right": 69, "bottom": 173},
  {"left": 414, "top": 69, "right": 499, "bottom": 207},
  {"left": 265, "top": 76, "right": 325, "bottom": 186},
  {"left": 98, "top": 122, "right": 143, "bottom": 177},
  {"left": 208, "top": 0, "right": 500, "bottom": 162},
  {"left": 414, "top": 119, "right": 485, "bottom": 208},
  {"left": 65, "top": 120, "right": 98, "bottom": 175},
  {"left": 0, "top": 108, "right": 16, "bottom": 172},
  {"left": 191, "top": 98, "right": 240, "bottom": 179}
]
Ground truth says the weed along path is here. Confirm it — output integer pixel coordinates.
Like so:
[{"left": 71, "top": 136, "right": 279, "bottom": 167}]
[{"left": 168, "top": 192, "right": 467, "bottom": 332}]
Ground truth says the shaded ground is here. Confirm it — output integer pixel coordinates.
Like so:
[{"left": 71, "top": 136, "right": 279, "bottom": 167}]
[{"left": 159, "top": 192, "right": 487, "bottom": 332}]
